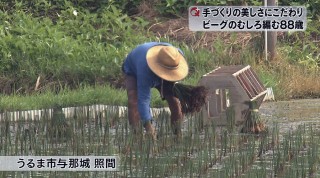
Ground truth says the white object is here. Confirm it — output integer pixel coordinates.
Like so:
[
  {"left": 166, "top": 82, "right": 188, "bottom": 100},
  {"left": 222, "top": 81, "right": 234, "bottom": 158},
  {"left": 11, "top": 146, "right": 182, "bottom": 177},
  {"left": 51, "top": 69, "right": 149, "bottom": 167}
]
[{"left": 263, "top": 87, "right": 275, "bottom": 101}]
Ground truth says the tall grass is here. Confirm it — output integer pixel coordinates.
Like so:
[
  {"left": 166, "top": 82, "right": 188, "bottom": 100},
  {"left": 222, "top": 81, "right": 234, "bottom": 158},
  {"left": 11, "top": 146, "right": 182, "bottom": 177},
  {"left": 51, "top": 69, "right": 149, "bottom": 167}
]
[
  {"left": 1, "top": 104, "right": 320, "bottom": 177},
  {"left": 0, "top": 2, "right": 151, "bottom": 94},
  {"left": 0, "top": 85, "right": 127, "bottom": 111}
]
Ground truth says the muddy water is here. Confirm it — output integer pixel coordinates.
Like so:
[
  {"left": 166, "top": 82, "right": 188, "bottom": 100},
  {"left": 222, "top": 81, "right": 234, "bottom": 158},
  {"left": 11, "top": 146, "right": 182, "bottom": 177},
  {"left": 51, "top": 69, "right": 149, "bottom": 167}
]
[
  {"left": 206, "top": 99, "right": 320, "bottom": 178},
  {"left": 255, "top": 99, "right": 320, "bottom": 178},
  {"left": 259, "top": 99, "right": 320, "bottom": 132}
]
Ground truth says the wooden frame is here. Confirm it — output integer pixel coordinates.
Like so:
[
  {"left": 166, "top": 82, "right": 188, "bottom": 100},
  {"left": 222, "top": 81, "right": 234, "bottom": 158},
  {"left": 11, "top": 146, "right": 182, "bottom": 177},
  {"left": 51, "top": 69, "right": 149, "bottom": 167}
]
[{"left": 199, "top": 65, "right": 267, "bottom": 126}]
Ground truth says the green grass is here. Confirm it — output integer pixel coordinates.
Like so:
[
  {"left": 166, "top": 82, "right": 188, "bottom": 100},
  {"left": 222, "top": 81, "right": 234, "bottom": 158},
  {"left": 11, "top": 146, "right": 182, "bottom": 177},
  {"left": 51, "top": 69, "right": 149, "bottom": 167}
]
[{"left": 0, "top": 85, "right": 126, "bottom": 111}]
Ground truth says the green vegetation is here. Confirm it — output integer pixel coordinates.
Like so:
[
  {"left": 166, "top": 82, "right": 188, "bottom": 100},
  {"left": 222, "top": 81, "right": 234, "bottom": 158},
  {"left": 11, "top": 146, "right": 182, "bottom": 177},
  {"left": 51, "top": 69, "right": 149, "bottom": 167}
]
[
  {"left": 0, "top": 0, "right": 319, "bottom": 111},
  {"left": 0, "top": 106, "right": 319, "bottom": 177},
  {"left": 0, "top": 1, "right": 319, "bottom": 177},
  {"left": 0, "top": 1, "right": 150, "bottom": 93},
  {"left": 0, "top": 85, "right": 128, "bottom": 111}
]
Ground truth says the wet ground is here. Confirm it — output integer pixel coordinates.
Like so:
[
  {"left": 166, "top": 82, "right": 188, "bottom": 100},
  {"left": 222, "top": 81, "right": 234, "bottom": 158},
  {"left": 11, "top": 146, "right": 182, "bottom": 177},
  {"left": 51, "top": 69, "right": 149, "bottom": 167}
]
[
  {"left": 259, "top": 99, "right": 320, "bottom": 133},
  {"left": 260, "top": 99, "right": 320, "bottom": 121}
]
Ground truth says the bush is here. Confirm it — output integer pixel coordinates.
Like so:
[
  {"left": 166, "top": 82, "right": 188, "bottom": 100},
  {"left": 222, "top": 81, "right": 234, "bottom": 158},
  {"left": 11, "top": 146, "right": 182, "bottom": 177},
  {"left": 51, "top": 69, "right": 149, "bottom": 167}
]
[{"left": 0, "top": 1, "right": 150, "bottom": 94}]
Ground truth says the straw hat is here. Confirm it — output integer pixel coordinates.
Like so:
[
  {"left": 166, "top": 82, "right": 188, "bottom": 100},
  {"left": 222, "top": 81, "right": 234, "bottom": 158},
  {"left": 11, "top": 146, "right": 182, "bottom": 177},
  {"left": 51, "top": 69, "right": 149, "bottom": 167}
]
[{"left": 146, "top": 46, "right": 188, "bottom": 81}]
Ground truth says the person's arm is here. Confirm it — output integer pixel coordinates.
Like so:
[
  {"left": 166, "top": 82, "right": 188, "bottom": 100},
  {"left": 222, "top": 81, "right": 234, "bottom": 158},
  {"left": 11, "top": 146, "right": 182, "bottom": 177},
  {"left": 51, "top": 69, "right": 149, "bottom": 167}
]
[
  {"left": 156, "top": 81, "right": 184, "bottom": 131},
  {"left": 164, "top": 90, "right": 183, "bottom": 136},
  {"left": 166, "top": 95, "right": 183, "bottom": 122}
]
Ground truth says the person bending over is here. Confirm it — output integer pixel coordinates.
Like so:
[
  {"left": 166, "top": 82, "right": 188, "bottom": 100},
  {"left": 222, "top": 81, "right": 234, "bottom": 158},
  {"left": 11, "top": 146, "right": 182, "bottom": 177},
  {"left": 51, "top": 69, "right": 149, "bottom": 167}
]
[{"left": 122, "top": 42, "right": 188, "bottom": 140}]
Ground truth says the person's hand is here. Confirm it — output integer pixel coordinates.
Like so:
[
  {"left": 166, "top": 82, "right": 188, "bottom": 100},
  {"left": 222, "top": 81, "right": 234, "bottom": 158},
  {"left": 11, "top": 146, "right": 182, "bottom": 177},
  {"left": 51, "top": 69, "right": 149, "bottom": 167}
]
[{"left": 144, "top": 121, "right": 157, "bottom": 141}]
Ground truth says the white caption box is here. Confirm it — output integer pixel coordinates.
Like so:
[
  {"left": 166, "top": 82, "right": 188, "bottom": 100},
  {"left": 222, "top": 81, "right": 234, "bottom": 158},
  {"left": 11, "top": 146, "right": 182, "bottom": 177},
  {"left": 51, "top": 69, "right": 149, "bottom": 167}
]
[{"left": 0, "top": 156, "right": 119, "bottom": 171}]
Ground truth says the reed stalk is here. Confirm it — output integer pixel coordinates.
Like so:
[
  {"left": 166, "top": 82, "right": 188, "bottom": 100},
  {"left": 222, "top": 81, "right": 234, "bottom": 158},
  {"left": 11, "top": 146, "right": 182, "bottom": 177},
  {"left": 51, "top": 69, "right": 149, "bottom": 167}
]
[{"left": 2, "top": 104, "right": 320, "bottom": 177}]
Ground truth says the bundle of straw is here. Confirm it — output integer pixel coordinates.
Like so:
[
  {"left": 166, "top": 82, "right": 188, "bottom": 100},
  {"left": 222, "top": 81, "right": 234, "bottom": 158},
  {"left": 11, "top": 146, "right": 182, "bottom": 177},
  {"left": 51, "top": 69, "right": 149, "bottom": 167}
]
[
  {"left": 172, "top": 83, "right": 208, "bottom": 114},
  {"left": 241, "top": 101, "right": 267, "bottom": 134}
]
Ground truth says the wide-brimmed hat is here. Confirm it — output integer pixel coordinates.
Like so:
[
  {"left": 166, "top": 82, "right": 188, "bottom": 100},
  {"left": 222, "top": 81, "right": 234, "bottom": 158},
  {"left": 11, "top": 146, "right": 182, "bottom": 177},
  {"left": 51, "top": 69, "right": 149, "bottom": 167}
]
[{"left": 146, "top": 46, "right": 188, "bottom": 82}]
